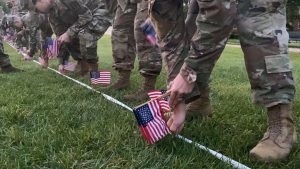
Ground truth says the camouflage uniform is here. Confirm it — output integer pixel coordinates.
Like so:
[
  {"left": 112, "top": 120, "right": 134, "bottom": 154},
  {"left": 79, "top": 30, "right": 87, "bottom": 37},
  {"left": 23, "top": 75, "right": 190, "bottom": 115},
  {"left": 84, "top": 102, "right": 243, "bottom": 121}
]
[
  {"left": 2, "top": 15, "right": 29, "bottom": 49},
  {"left": 22, "top": 11, "right": 53, "bottom": 58},
  {"left": 149, "top": 0, "right": 189, "bottom": 85},
  {"left": 0, "top": 7, "right": 5, "bottom": 21},
  {"left": 112, "top": 0, "right": 162, "bottom": 76},
  {"left": 185, "top": 0, "right": 198, "bottom": 42},
  {"left": 149, "top": 0, "right": 295, "bottom": 107},
  {"left": 150, "top": 0, "right": 296, "bottom": 161},
  {"left": 0, "top": 38, "right": 12, "bottom": 68},
  {"left": 0, "top": 37, "right": 20, "bottom": 72},
  {"left": 47, "top": 0, "right": 115, "bottom": 67},
  {"left": 0, "top": 15, "right": 11, "bottom": 67}
]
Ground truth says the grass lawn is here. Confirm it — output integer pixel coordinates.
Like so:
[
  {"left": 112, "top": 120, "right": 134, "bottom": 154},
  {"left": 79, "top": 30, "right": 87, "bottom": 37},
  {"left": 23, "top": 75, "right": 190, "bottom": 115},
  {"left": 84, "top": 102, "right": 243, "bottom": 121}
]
[{"left": 0, "top": 35, "right": 299, "bottom": 169}]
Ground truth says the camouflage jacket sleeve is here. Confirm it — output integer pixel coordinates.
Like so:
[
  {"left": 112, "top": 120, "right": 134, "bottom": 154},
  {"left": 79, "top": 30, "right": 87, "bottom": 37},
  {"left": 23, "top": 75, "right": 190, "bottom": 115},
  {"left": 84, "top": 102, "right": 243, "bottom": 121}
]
[
  {"left": 63, "top": 0, "right": 93, "bottom": 39},
  {"left": 117, "top": 0, "right": 141, "bottom": 11}
]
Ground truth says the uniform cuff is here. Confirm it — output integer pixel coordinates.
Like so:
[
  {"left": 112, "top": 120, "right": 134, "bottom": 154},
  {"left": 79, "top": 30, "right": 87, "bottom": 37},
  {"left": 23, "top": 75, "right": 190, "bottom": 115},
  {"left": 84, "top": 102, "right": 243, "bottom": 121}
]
[
  {"left": 67, "top": 28, "right": 76, "bottom": 40},
  {"left": 180, "top": 63, "right": 197, "bottom": 84}
]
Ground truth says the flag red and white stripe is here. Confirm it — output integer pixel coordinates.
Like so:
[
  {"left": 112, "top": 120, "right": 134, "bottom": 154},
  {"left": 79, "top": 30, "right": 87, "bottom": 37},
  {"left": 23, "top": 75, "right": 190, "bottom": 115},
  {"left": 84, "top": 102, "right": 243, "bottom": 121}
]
[
  {"left": 47, "top": 39, "right": 59, "bottom": 59},
  {"left": 148, "top": 90, "right": 171, "bottom": 112},
  {"left": 90, "top": 71, "right": 111, "bottom": 85}
]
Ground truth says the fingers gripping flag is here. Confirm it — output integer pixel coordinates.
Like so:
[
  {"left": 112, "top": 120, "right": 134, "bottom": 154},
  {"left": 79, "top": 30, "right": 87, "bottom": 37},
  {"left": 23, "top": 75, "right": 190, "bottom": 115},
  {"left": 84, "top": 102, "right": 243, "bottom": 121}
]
[
  {"left": 45, "top": 37, "right": 59, "bottom": 59},
  {"left": 133, "top": 100, "right": 171, "bottom": 144},
  {"left": 148, "top": 90, "right": 171, "bottom": 113},
  {"left": 90, "top": 71, "right": 111, "bottom": 85}
]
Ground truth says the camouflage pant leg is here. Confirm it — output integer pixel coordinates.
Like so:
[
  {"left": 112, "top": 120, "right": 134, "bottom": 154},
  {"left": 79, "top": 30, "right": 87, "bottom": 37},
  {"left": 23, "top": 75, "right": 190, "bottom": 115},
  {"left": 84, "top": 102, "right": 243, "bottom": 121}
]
[
  {"left": 149, "top": 0, "right": 189, "bottom": 84},
  {"left": 182, "top": 0, "right": 236, "bottom": 90},
  {"left": 40, "top": 25, "right": 53, "bottom": 58},
  {"left": 135, "top": 0, "right": 162, "bottom": 77},
  {"left": 78, "top": 9, "right": 112, "bottom": 64},
  {"left": 237, "top": 0, "right": 295, "bottom": 107},
  {"left": 0, "top": 40, "right": 11, "bottom": 67},
  {"left": 66, "top": 38, "right": 82, "bottom": 62},
  {"left": 185, "top": 0, "right": 198, "bottom": 42},
  {"left": 112, "top": 4, "right": 137, "bottom": 71},
  {"left": 15, "top": 35, "right": 25, "bottom": 49},
  {"left": 58, "top": 45, "right": 71, "bottom": 65}
]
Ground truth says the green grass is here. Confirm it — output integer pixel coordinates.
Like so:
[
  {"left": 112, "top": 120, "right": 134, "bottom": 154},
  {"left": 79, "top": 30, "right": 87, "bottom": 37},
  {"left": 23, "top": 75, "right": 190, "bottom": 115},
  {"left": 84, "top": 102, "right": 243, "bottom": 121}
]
[{"left": 0, "top": 35, "right": 299, "bottom": 169}]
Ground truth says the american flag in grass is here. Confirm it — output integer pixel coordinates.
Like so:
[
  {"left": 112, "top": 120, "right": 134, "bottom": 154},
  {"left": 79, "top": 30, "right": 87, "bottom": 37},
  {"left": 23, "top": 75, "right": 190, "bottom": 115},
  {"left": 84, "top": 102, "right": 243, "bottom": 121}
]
[
  {"left": 63, "top": 60, "right": 77, "bottom": 72},
  {"left": 90, "top": 71, "right": 111, "bottom": 85},
  {"left": 148, "top": 90, "right": 171, "bottom": 113},
  {"left": 46, "top": 38, "right": 59, "bottom": 59},
  {"left": 133, "top": 99, "right": 171, "bottom": 144}
]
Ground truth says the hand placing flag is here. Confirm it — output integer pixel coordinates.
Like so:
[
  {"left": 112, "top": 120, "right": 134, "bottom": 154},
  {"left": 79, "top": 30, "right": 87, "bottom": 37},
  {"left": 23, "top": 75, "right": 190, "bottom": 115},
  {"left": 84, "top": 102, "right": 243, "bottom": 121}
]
[
  {"left": 133, "top": 99, "right": 171, "bottom": 144},
  {"left": 148, "top": 90, "right": 171, "bottom": 113},
  {"left": 90, "top": 71, "right": 111, "bottom": 86}
]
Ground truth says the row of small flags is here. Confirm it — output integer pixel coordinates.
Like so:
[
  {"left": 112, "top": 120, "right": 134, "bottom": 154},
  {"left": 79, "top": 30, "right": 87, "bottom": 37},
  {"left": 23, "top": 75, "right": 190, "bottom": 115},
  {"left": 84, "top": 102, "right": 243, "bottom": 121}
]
[
  {"left": 5, "top": 34, "right": 170, "bottom": 144},
  {"left": 90, "top": 70, "right": 170, "bottom": 144}
]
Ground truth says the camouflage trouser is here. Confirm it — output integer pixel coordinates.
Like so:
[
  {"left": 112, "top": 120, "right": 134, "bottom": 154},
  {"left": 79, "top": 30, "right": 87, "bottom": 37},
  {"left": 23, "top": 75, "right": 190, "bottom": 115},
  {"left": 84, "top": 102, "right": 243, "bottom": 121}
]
[
  {"left": 30, "top": 24, "right": 53, "bottom": 58},
  {"left": 149, "top": 0, "right": 189, "bottom": 83},
  {"left": 57, "top": 44, "right": 73, "bottom": 65},
  {"left": 15, "top": 33, "right": 29, "bottom": 49},
  {"left": 112, "top": 0, "right": 162, "bottom": 76},
  {"left": 185, "top": 0, "right": 198, "bottom": 42},
  {"left": 150, "top": 0, "right": 295, "bottom": 107},
  {"left": 0, "top": 39, "right": 11, "bottom": 68},
  {"left": 74, "top": 9, "right": 111, "bottom": 64}
]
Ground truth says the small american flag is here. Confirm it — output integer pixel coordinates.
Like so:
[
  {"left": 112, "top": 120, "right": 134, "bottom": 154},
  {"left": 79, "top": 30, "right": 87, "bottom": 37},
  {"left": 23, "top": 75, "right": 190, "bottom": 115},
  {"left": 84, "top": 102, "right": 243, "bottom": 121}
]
[
  {"left": 148, "top": 90, "right": 171, "bottom": 113},
  {"left": 133, "top": 99, "right": 171, "bottom": 144},
  {"left": 63, "top": 61, "right": 77, "bottom": 72},
  {"left": 90, "top": 71, "right": 111, "bottom": 85},
  {"left": 141, "top": 18, "right": 157, "bottom": 46},
  {"left": 46, "top": 38, "right": 59, "bottom": 59}
]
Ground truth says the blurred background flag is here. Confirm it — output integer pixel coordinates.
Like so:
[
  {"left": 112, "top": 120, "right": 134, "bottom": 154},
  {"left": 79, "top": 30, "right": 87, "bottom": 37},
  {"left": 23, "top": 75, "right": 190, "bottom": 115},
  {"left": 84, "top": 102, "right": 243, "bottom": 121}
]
[{"left": 141, "top": 18, "right": 157, "bottom": 46}]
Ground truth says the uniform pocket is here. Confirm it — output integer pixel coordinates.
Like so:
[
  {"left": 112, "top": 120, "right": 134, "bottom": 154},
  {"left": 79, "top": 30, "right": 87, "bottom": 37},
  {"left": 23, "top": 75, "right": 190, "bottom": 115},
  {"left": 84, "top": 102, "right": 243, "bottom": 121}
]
[{"left": 265, "top": 54, "right": 292, "bottom": 73}]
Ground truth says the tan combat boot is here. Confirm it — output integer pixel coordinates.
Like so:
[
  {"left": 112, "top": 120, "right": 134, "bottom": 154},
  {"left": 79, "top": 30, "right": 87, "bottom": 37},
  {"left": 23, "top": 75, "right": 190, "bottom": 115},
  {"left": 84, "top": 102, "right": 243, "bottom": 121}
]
[
  {"left": 79, "top": 60, "right": 89, "bottom": 76},
  {"left": 186, "top": 86, "right": 212, "bottom": 118},
  {"left": 1, "top": 64, "right": 22, "bottom": 73},
  {"left": 124, "top": 75, "right": 157, "bottom": 101},
  {"left": 110, "top": 70, "right": 131, "bottom": 90},
  {"left": 250, "top": 104, "right": 297, "bottom": 162}
]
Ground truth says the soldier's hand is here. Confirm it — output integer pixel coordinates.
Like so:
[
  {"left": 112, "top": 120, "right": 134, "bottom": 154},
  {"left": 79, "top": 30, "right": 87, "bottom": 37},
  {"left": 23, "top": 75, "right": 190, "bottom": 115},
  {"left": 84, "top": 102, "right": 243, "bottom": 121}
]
[
  {"left": 58, "top": 32, "right": 71, "bottom": 44},
  {"left": 168, "top": 74, "right": 195, "bottom": 108},
  {"left": 167, "top": 102, "right": 186, "bottom": 134}
]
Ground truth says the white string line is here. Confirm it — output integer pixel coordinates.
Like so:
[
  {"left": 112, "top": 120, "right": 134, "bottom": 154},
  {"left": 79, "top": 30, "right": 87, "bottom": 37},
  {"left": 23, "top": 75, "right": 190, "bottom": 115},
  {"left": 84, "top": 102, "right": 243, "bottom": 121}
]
[{"left": 7, "top": 42, "right": 251, "bottom": 169}]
